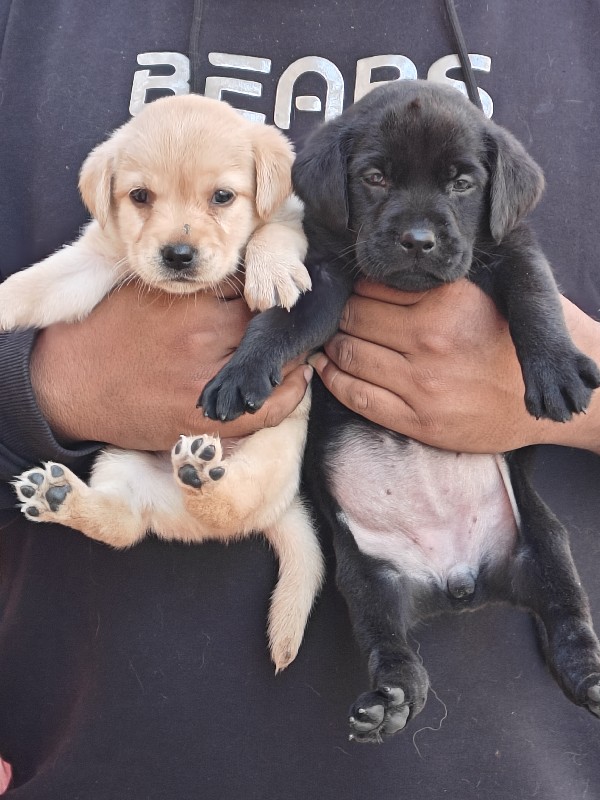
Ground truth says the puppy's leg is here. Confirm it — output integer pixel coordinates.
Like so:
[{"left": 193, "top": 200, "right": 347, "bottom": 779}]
[
  {"left": 332, "top": 516, "right": 429, "bottom": 743},
  {"left": 0, "top": 222, "right": 126, "bottom": 330},
  {"left": 200, "top": 261, "right": 354, "bottom": 421},
  {"left": 12, "top": 449, "right": 181, "bottom": 548},
  {"left": 470, "top": 231, "right": 600, "bottom": 421},
  {"left": 507, "top": 449, "right": 600, "bottom": 717},
  {"left": 244, "top": 195, "right": 311, "bottom": 312},
  {"left": 172, "top": 396, "right": 323, "bottom": 670},
  {"left": 173, "top": 393, "right": 311, "bottom": 535},
  {"left": 263, "top": 496, "right": 324, "bottom": 672}
]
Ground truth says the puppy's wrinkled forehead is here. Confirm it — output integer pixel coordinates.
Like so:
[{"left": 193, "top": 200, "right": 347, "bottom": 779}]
[
  {"left": 116, "top": 99, "right": 255, "bottom": 197},
  {"left": 355, "top": 92, "right": 487, "bottom": 181}
]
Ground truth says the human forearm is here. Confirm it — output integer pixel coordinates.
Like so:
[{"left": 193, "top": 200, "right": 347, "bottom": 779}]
[
  {"left": 28, "top": 283, "right": 311, "bottom": 452},
  {"left": 0, "top": 329, "right": 100, "bottom": 506}
]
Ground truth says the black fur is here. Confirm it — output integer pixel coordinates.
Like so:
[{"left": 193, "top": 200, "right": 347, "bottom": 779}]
[{"left": 200, "top": 81, "right": 600, "bottom": 741}]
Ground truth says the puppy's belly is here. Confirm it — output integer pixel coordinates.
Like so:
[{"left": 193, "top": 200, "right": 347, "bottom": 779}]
[{"left": 329, "top": 434, "right": 518, "bottom": 586}]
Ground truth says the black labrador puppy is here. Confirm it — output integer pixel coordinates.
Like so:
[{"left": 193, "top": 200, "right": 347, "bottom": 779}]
[{"left": 201, "top": 80, "right": 600, "bottom": 742}]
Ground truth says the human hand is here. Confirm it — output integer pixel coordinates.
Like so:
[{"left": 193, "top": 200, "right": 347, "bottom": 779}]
[
  {"left": 30, "top": 282, "right": 311, "bottom": 450},
  {"left": 310, "top": 279, "right": 600, "bottom": 454}
]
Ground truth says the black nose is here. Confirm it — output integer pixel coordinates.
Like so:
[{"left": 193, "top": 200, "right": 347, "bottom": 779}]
[
  {"left": 399, "top": 228, "right": 436, "bottom": 254},
  {"left": 161, "top": 244, "right": 196, "bottom": 270}
]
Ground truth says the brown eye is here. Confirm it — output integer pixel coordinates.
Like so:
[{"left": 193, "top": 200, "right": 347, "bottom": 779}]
[
  {"left": 451, "top": 178, "right": 473, "bottom": 193},
  {"left": 211, "top": 189, "right": 235, "bottom": 205},
  {"left": 130, "top": 188, "right": 149, "bottom": 204},
  {"left": 363, "top": 171, "right": 386, "bottom": 187}
]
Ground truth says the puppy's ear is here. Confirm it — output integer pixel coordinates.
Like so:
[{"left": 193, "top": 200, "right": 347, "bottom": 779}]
[
  {"left": 252, "top": 124, "right": 295, "bottom": 220},
  {"left": 78, "top": 136, "right": 118, "bottom": 227},
  {"left": 292, "top": 119, "right": 350, "bottom": 233},
  {"left": 486, "top": 123, "right": 545, "bottom": 242}
]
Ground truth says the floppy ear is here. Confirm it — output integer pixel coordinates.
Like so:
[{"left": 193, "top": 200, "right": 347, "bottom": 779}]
[
  {"left": 78, "top": 136, "right": 119, "bottom": 227},
  {"left": 292, "top": 118, "right": 350, "bottom": 234},
  {"left": 251, "top": 124, "right": 295, "bottom": 220},
  {"left": 486, "top": 123, "right": 545, "bottom": 242}
]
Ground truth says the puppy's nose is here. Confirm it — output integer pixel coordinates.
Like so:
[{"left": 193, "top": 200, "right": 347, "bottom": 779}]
[
  {"left": 161, "top": 244, "right": 196, "bottom": 270},
  {"left": 399, "top": 228, "right": 436, "bottom": 254}
]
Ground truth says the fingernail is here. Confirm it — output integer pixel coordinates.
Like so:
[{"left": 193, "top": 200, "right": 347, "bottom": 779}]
[
  {"left": 308, "top": 352, "right": 328, "bottom": 372},
  {"left": 303, "top": 365, "right": 314, "bottom": 383}
]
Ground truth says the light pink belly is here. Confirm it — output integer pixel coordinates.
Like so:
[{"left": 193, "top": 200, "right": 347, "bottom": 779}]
[{"left": 329, "top": 434, "right": 519, "bottom": 587}]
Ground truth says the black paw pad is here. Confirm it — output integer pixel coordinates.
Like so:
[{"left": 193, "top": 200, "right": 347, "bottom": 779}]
[
  {"left": 209, "top": 467, "right": 225, "bottom": 481},
  {"left": 380, "top": 686, "right": 405, "bottom": 704},
  {"left": 50, "top": 465, "right": 65, "bottom": 478},
  {"left": 45, "top": 484, "right": 71, "bottom": 512},
  {"left": 190, "top": 438, "right": 204, "bottom": 455},
  {"left": 20, "top": 485, "right": 35, "bottom": 499},
  {"left": 178, "top": 465, "right": 203, "bottom": 488},
  {"left": 26, "top": 506, "right": 40, "bottom": 517},
  {"left": 199, "top": 445, "right": 216, "bottom": 461},
  {"left": 349, "top": 704, "right": 384, "bottom": 732},
  {"left": 588, "top": 683, "right": 600, "bottom": 704},
  {"left": 29, "top": 472, "right": 44, "bottom": 486}
]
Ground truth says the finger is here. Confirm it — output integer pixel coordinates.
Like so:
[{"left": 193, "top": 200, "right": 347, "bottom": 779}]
[
  {"left": 259, "top": 364, "right": 313, "bottom": 427},
  {"left": 339, "top": 294, "right": 417, "bottom": 350},
  {"left": 322, "top": 333, "right": 411, "bottom": 395},
  {"left": 309, "top": 352, "right": 419, "bottom": 434},
  {"left": 354, "top": 278, "right": 429, "bottom": 305},
  {"left": 342, "top": 280, "right": 487, "bottom": 351},
  {"left": 281, "top": 352, "right": 311, "bottom": 377}
]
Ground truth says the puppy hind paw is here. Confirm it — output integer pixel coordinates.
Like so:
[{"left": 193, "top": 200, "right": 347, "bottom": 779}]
[
  {"left": 348, "top": 686, "right": 411, "bottom": 743},
  {"left": 13, "top": 463, "right": 78, "bottom": 522},
  {"left": 172, "top": 435, "right": 226, "bottom": 490},
  {"left": 583, "top": 677, "right": 600, "bottom": 718}
]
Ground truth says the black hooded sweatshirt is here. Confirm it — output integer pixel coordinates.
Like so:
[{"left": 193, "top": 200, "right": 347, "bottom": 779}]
[{"left": 1, "top": 1, "right": 600, "bottom": 797}]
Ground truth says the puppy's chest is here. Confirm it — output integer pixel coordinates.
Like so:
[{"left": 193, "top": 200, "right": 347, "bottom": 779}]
[{"left": 328, "top": 432, "right": 518, "bottom": 584}]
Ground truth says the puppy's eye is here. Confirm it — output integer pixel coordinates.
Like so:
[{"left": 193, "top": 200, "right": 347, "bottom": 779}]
[
  {"left": 211, "top": 189, "right": 235, "bottom": 205},
  {"left": 363, "top": 172, "right": 387, "bottom": 187},
  {"left": 451, "top": 178, "right": 473, "bottom": 193},
  {"left": 129, "top": 188, "right": 149, "bottom": 205}
]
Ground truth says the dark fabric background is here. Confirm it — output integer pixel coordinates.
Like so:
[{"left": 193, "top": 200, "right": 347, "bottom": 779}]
[{"left": 1, "top": 1, "right": 599, "bottom": 797}]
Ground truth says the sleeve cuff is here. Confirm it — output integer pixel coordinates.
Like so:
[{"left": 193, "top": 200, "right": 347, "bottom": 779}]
[{"left": 0, "top": 329, "right": 102, "bottom": 508}]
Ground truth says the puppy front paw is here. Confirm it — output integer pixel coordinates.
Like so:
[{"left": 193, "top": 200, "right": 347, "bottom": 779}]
[
  {"left": 244, "top": 256, "right": 312, "bottom": 312},
  {"left": 522, "top": 347, "right": 600, "bottom": 421},
  {"left": 198, "top": 362, "right": 280, "bottom": 421},
  {"left": 172, "top": 434, "right": 226, "bottom": 489},
  {"left": 12, "top": 463, "right": 83, "bottom": 523}
]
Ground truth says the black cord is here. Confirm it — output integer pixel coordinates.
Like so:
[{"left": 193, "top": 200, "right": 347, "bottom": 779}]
[
  {"left": 443, "top": 0, "right": 483, "bottom": 111},
  {"left": 188, "top": 0, "right": 205, "bottom": 94}
]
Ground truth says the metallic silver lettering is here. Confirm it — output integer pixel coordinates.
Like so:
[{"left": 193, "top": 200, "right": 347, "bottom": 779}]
[
  {"left": 427, "top": 54, "right": 493, "bottom": 118},
  {"left": 354, "top": 55, "right": 418, "bottom": 102},
  {"left": 274, "top": 56, "right": 344, "bottom": 129},
  {"left": 204, "top": 77, "right": 265, "bottom": 123},
  {"left": 129, "top": 52, "right": 190, "bottom": 116},
  {"left": 205, "top": 53, "right": 271, "bottom": 123},
  {"left": 208, "top": 52, "right": 272, "bottom": 73}
]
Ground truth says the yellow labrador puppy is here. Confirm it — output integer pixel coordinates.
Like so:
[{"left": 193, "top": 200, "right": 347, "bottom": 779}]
[{"left": 0, "top": 94, "right": 322, "bottom": 673}]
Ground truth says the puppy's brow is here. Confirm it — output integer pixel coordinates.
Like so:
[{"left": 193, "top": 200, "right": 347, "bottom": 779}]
[
  {"left": 353, "top": 153, "right": 387, "bottom": 173},
  {"left": 450, "top": 158, "right": 481, "bottom": 175}
]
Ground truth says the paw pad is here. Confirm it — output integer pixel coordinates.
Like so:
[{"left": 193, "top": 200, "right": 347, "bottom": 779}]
[
  {"left": 172, "top": 435, "right": 226, "bottom": 490},
  {"left": 13, "top": 462, "right": 75, "bottom": 522}
]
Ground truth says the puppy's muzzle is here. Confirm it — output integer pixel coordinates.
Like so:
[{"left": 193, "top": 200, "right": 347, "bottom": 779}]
[
  {"left": 398, "top": 227, "right": 436, "bottom": 255},
  {"left": 161, "top": 243, "right": 197, "bottom": 271}
]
